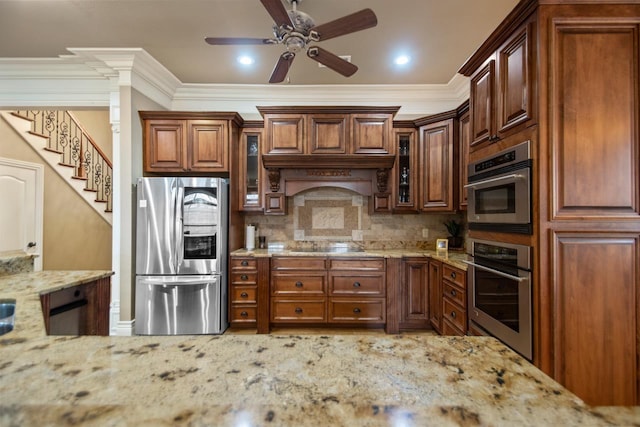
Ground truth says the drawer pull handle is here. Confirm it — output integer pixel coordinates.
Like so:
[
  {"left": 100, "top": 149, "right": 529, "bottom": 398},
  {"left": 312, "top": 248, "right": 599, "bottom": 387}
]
[
  {"left": 353, "top": 282, "right": 361, "bottom": 288},
  {"left": 241, "top": 260, "right": 249, "bottom": 266},
  {"left": 295, "top": 281, "right": 303, "bottom": 288},
  {"left": 450, "top": 271, "right": 456, "bottom": 279},
  {"left": 450, "top": 311, "right": 456, "bottom": 319},
  {"left": 241, "top": 275, "right": 248, "bottom": 280},
  {"left": 240, "top": 292, "right": 248, "bottom": 298},
  {"left": 450, "top": 289, "right": 457, "bottom": 297},
  {"left": 353, "top": 308, "right": 361, "bottom": 314},
  {"left": 295, "top": 307, "right": 303, "bottom": 314},
  {"left": 240, "top": 311, "right": 248, "bottom": 317}
]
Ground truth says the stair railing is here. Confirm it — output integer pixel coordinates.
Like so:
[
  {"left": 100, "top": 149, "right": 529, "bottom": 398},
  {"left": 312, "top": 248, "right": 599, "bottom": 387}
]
[{"left": 14, "top": 110, "right": 113, "bottom": 213}]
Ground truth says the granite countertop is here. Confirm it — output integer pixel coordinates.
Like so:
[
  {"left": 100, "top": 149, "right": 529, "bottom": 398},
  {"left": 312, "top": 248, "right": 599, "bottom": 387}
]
[
  {"left": 1, "top": 270, "right": 638, "bottom": 426},
  {"left": 231, "top": 248, "right": 469, "bottom": 271}
]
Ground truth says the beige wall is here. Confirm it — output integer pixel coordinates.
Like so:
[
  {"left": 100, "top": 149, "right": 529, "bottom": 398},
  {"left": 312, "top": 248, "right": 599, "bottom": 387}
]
[
  {"left": 0, "top": 111, "right": 112, "bottom": 270},
  {"left": 71, "top": 110, "right": 113, "bottom": 160}
]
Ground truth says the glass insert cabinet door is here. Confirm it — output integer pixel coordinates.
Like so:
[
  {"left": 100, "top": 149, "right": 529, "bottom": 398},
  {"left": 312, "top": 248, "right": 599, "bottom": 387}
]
[
  {"left": 394, "top": 130, "right": 417, "bottom": 211},
  {"left": 241, "top": 129, "right": 263, "bottom": 211}
]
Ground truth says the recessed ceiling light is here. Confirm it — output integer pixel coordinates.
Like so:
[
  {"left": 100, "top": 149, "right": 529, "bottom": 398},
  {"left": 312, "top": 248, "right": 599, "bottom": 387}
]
[
  {"left": 237, "top": 55, "right": 255, "bottom": 65},
  {"left": 394, "top": 55, "right": 411, "bottom": 65}
]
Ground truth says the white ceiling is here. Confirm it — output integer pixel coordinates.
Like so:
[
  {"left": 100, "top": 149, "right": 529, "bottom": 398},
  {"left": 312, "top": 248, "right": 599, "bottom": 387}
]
[{"left": 0, "top": 0, "right": 519, "bottom": 86}]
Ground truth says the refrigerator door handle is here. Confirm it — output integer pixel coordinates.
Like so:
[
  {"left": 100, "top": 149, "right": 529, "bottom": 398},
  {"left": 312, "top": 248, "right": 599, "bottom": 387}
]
[
  {"left": 138, "top": 277, "right": 219, "bottom": 286},
  {"left": 175, "top": 181, "right": 185, "bottom": 271}
]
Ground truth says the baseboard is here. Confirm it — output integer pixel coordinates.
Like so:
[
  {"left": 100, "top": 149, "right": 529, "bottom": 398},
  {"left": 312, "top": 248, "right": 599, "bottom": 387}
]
[
  {"left": 114, "top": 320, "right": 135, "bottom": 336},
  {"left": 109, "top": 300, "right": 135, "bottom": 336}
]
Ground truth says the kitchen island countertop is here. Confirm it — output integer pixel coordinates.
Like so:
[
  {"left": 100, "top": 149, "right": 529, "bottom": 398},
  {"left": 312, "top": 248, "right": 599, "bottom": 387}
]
[{"left": 0, "top": 270, "right": 638, "bottom": 426}]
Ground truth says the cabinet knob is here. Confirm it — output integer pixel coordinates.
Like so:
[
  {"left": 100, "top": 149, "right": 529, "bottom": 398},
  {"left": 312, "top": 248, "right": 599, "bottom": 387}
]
[
  {"left": 353, "top": 282, "right": 361, "bottom": 288},
  {"left": 353, "top": 308, "right": 361, "bottom": 314},
  {"left": 451, "top": 311, "right": 457, "bottom": 319},
  {"left": 240, "top": 311, "right": 248, "bottom": 317},
  {"left": 295, "top": 307, "right": 303, "bottom": 314},
  {"left": 241, "top": 274, "right": 248, "bottom": 280},
  {"left": 295, "top": 281, "right": 303, "bottom": 288},
  {"left": 241, "top": 260, "right": 249, "bottom": 266},
  {"left": 240, "top": 292, "right": 248, "bottom": 298},
  {"left": 450, "top": 289, "right": 457, "bottom": 297},
  {"left": 450, "top": 272, "right": 456, "bottom": 279}
]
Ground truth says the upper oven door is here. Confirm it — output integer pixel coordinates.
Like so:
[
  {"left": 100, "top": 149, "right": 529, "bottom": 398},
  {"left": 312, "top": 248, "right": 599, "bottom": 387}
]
[{"left": 466, "top": 167, "right": 530, "bottom": 225}]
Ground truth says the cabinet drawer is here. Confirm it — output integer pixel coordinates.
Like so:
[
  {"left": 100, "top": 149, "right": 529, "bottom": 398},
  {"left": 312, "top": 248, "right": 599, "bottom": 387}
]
[
  {"left": 442, "top": 281, "right": 465, "bottom": 308},
  {"left": 329, "top": 274, "right": 385, "bottom": 296},
  {"left": 328, "top": 298, "right": 385, "bottom": 323},
  {"left": 443, "top": 298, "right": 466, "bottom": 332},
  {"left": 271, "top": 299, "right": 326, "bottom": 322},
  {"left": 271, "top": 273, "right": 326, "bottom": 295},
  {"left": 272, "top": 257, "right": 326, "bottom": 270},
  {"left": 442, "top": 318, "right": 464, "bottom": 336},
  {"left": 230, "top": 257, "right": 257, "bottom": 270},
  {"left": 329, "top": 258, "right": 384, "bottom": 271},
  {"left": 231, "top": 286, "right": 257, "bottom": 304},
  {"left": 231, "top": 271, "right": 257, "bottom": 284},
  {"left": 442, "top": 264, "right": 465, "bottom": 288},
  {"left": 230, "top": 306, "right": 257, "bottom": 323}
]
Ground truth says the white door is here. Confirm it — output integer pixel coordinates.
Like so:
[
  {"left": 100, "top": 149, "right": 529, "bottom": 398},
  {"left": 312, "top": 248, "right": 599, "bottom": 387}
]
[{"left": 0, "top": 157, "right": 43, "bottom": 270}]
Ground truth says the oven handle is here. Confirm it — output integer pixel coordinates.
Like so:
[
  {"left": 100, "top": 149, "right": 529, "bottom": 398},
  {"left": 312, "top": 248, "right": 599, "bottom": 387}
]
[
  {"left": 464, "top": 173, "right": 524, "bottom": 189},
  {"left": 462, "top": 260, "right": 528, "bottom": 282}
]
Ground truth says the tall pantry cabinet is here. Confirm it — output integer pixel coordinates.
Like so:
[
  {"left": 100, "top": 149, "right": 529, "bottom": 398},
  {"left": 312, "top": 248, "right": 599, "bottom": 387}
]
[{"left": 460, "top": 0, "right": 640, "bottom": 406}]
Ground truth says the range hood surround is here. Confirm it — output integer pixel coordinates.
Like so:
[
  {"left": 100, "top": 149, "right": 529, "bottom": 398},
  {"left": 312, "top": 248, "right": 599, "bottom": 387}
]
[{"left": 262, "top": 154, "right": 395, "bottom": 197}]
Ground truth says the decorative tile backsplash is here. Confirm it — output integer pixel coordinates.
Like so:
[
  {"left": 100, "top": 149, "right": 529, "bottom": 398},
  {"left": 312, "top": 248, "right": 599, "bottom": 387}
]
[{"left": 244, "top": 188, "right": 465, "bottom": 250}]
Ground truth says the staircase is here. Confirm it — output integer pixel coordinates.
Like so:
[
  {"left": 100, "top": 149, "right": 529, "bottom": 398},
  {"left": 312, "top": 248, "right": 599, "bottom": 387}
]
[{"left": 1, "top": 110, "right": 113, "bottom": 225}]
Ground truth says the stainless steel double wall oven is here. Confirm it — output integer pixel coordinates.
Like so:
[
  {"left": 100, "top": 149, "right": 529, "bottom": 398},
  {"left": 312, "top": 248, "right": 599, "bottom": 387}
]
[{"left": 465, "top": 141, "right": 534, "bottom": 360}]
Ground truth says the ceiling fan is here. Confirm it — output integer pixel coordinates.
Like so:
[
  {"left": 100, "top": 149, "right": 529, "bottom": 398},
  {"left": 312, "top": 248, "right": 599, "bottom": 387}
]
[{"left": 204, "top": 0, "right": 378, "bottom": 83}]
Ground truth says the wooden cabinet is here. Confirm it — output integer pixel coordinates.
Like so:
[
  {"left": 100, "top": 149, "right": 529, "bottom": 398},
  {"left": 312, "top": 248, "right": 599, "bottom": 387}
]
[
  {"left": 270, "top": 257, "right": 327, "bottom": 323},
  {"left": 40, "top": 276, "right": 111, "bottom": 336},
  {"left": 441, "top": 264, "right": 467, "bottom": 336},
  {"left": 259, "top": 107, "right": 397, "bottom": 156},
  {"left": 458, "top": 105, "right": 470, "bottom": 210},
  {"left": 399, "top": 258, "right": 429, "bottom": 329},
  {"left": 140, "top": 111, "right": 242, "bottom": 174},
  {"left": 328, "top": 258, "right": 386, "bottom": 324},
  {"left": 229, "top": 257, "right": 258, "bottom": 327},
  {"left": 468, "top": 18, "right": 535, "bottom": 151},
  {"left": 428, "top": 259, "right": 442, "bottom": 333},
  {"left": 392, "top": 127, "right": 418, "bottom": 212},
  {"left": 460, "top": 0, "right": 640, "bottom": 405},
  {"left": 419, "top": 118, "right": 455, "bottom": 212},
  {"left": 269, "top": 256, "right": 386, "bottom": 327},
  {"left": 239, "top": 127, "right": 263, "bottom": 212}
]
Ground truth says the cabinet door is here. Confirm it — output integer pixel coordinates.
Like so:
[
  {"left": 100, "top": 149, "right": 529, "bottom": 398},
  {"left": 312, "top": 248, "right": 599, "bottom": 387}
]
[
  {"left": 188, "top": 120, "right": 228, "bottom": 172},
  {"left": 392, "top": 129, "right": 418, "bottom": 212},
  {"left": 239, "top": 128, "right": 263, "bottom": 211},
  {"left": 496, "top": 22, "right": 534, "bottom": 137},
  {"left": 399, "top": 259, "right": 429, "bottom": 329},
  {"left": 428, "top": 260, "right": 442, "bottom": 333},
  {"left": 307, "top": 114, "right": 348, "bottom": 154},
  {"left": 419, "top": 119, "right": 455, "bottom": 212},
  {"left": 144, "top": 119, "right": 187, "bottom": 172},
  {"left": 350, "top": 114, "right": 391, "bottom": 154},
  {"left": 552, "top": 232, "right": 638, "bottom": 406},
  {"left": 458, "top": 111, "right": 470, "bottom": 210},
  {"left": 469, "top": 59, "right": 495, "bottom": 149},
  {"left": 264, "top": 114, "right": 305, "bottom": 154}
]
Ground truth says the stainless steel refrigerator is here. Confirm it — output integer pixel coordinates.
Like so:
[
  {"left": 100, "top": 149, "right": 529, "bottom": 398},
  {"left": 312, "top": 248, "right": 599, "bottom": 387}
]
[{"left": 134, "top": 177, "right": 228, "bottom": 335}]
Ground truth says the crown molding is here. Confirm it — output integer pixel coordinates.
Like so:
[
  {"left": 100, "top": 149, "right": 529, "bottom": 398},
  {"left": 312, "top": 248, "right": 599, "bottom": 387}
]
[{"left": 0, "top": 48, "right": 470, "bottom": 119}]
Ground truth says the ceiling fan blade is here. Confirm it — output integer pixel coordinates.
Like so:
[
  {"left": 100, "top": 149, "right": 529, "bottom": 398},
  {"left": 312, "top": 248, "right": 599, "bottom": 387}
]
[
  {"left": 205, "top": 37, "right": 273, "bottom": 45},
  {"left": 269, "top": 52, "right": 295, "bottom": 83},
  {"left": 260, "top": 0, "right": 294, "bottom": 29},
  {"left": 311, "top": 9, "right": 377, "bottom": 42},
  {"left": 307, "top": 46, "right": 358, "bottom": 77}
]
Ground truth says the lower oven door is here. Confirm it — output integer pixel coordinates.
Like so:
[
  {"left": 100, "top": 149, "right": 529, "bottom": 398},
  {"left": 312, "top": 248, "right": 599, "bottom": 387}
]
[{"left": 465, "top": 260, "right": 532, "bottom": 360}]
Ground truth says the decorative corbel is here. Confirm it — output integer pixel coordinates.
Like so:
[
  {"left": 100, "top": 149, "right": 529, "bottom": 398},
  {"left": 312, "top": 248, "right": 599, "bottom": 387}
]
[
  {"left": 376, "top": 168, "right": 390, "bottom": 193},
  {"left": 267, "top": 168, "right": 281, "bottom": 192}
]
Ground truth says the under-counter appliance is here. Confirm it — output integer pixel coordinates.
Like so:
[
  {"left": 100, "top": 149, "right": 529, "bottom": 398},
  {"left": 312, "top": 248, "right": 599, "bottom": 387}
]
[
  {"left": 135, "top": 177, "right": 228, "bottom": 335},
  {"left": 465, "top": 140, "right": 532, "bottom": 234},
  {"left": 464, "top": 238, "right": 532, "bottom": 360}
]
